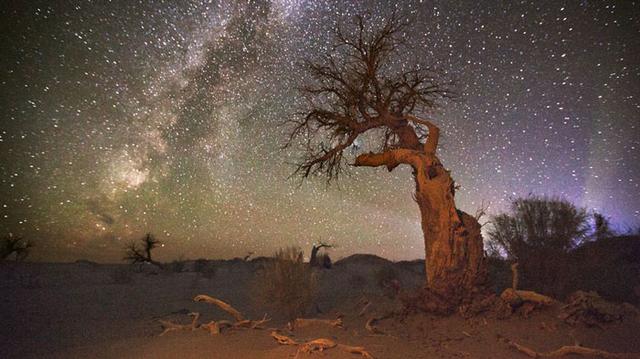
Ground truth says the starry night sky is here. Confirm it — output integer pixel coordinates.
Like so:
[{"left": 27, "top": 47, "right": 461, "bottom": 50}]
[{"left": 1, "top": 1, "right": 638, "bottom": 262}]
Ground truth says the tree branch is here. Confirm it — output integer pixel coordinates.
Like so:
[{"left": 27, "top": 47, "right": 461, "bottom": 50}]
[
  {"left": 404, "top": 114, "right": 440, "bottom": 154},
  {"left": 354, "top": 148, "right": 423, "bottom": 172}
]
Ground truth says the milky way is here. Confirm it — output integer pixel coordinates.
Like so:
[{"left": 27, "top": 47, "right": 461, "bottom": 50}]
[{"left": 1, "top": 1, "right": 638, "bottom": 262}]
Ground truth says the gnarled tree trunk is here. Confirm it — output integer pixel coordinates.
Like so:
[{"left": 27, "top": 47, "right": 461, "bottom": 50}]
[{"left": 355, "top": 118, "right": 486, "bottom": 312}]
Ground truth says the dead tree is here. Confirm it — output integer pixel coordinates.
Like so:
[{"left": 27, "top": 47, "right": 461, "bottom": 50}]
[
  {"left": 124, "top": 233, "right": 162, "bottom": 266},
  {"left": 285, "top": 13, "right": 485, "bottom": 312}
]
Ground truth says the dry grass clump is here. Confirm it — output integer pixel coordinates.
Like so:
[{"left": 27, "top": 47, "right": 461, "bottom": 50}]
[{"left": 253, "top": 246, "right": 317, "bottom": 320}]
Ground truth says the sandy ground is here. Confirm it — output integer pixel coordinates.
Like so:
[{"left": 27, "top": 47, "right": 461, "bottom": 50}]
[{"left": 2, "top": 258, "right": 639, "bottom": 359}]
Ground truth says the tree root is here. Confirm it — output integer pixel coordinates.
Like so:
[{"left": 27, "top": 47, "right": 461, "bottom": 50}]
[
  {"left": 193, "top": 294, "right": 245, "bottom": 321},
  {"left": 271, "top": 331, "right": 374, "bottom": 358},
  {"left": 499, "top": 335, "right": 640, "bottom": 358},
  {"left": 158, "top": 312, "right": 200, "bottom": 336},
  {"left": 288, "top": 317, "right": 343, "bottom": 330}
]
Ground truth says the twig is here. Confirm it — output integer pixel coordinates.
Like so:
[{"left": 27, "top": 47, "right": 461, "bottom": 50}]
[
  {"left": 271, "top": 331, "right": 375, "bottom": 358},
  {"left": 158, "top": 312, "right": 200, "bottom": 336}
]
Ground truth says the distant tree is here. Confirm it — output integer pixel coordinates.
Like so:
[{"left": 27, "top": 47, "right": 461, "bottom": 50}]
[
  {"left": 592, "top": 212, "right": 614, "bottom": 241},
  {"left": 0, "top": 235, "right": 32, "bottom": 261},
  {"left": 285, "top": 12, "right": 485, "bottom": 312},
  {"left": 487, "top": 196, "right": 590, "bottom": 295},
  {"left": 124, "top": 233, "right": 162, "bottom": 265}
]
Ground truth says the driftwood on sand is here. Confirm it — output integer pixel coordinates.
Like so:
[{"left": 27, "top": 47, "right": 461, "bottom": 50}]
[
  {"left": 159, "top": 294, "right": 269, "bottom": 336},
  {"left": 193, "top": 294, "right": 245, "bottom": 322},
  {"left": 499, "top": 335, "right": 640, "bottom": 359},
  {"left": 499, "top": 263, "right": 554, "bottom": 317},
  {"left": 158, "top": 312, "right": 200, "bottom": 336},
  {"left": 271, "top": 331, "right": 374, "bottom": 359}
]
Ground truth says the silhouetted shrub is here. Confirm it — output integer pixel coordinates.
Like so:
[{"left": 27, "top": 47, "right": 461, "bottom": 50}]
[
  {"left": 1, "top": 235, "right": 32, "bottom": 261},
  {"left": 487, "top": 195, "right": 599, "bottom": 298},
  {"left": 252, "top": 246, "right": 317, "bottom": 320}
]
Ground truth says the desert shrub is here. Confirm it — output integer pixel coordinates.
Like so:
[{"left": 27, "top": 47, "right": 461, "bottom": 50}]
[
  {"left": 111, "top": 266, "right": 134, "bottom": 284},
  {"left": 252, "top": 246, "right": 316, "bottom": 320},
  {"left": 486, "top": 195, "right": 591, "bottom": 297},
  {"left": 1, "top": 235, "right": 32, "bottom": 261}
]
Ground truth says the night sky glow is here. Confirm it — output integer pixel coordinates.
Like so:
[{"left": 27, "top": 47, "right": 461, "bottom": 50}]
[{"left": 1, "top": 1, "right": 638, "bottom": 262}]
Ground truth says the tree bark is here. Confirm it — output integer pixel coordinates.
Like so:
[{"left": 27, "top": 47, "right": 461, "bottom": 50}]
[{"left": 354, "top": 122, "right": 485, "bottom": 312}]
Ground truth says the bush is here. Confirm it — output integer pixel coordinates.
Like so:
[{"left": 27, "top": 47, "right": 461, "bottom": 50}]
[
  {"left": 252, "top": 246, "right": 316, "bottom": 320},
  {"left": 1, "top": 235, "right": 32, "bottom": 261},
  {"left": 486, "top": 195, "right": 591, "bottom": 297}
]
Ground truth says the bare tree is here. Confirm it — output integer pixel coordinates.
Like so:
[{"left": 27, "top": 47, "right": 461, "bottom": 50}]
[
  {"left": 286, "top": 13, "right": 485, "bottom": 312},
  {"left": 124, "top": 233, "right": 162, "bottom": 265}
]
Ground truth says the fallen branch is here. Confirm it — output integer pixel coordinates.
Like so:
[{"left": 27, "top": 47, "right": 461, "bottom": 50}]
[
  {"left": 298, "top": 338, "right": 337, "bottom": 354},
  {"left": 271, "top": 331, "right": 374, "bottom": 358},
  {"left": 501, "top": 288, "right": 553, "bottom": 307},
  {"left": 194, "top": 294, "right": 245, "bottom": 322},
  {"left": 201, "top": 314, "right": 270, "bottom": 335},
  {"left": 158, "top": 312, "right": 200, "bottom": 336},
  {"left": 201, "top": 320, "right": 232, "bottom": 335},
  {"left": 499, "top": 336, "right": 640, "bottom": 358},
  {"left": 271, "top": 331, "right": 298, "bottom": 345},
  {"left": 365, "top": 317, "right": 385, "bottom": 335},
  {"left": 341, "top": 344, "right": 374, "bottom": 359}
]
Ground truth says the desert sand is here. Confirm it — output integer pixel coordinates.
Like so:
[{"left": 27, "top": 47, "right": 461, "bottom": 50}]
[{"left": 2, "top": 256, "right": 639, "bottom": 359}]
